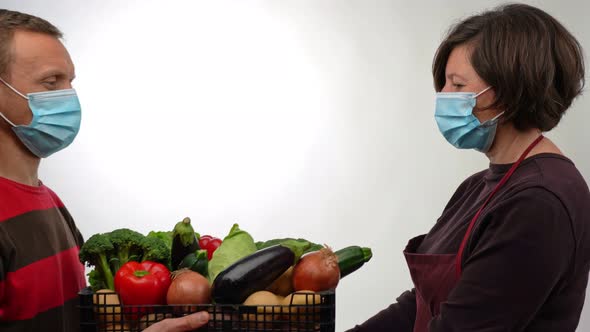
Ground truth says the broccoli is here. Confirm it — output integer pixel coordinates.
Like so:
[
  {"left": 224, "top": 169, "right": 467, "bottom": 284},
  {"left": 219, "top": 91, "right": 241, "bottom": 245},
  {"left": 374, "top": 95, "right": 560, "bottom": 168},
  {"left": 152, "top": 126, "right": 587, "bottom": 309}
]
[
  {"left": 147, "top": 231, "right": 173, "bottom": 251},
  {"left": 87, "top": 269, "right": 105, "bottom": 290},
  {"left": 79, "top": 233, "right": 116, "bottom": 290},
  {"left": 140, "top": 236, "right": 171, "bottom": 270},
  {"left": 109, "top": 228, "right": 145, "bottom": 271},
  {"left": 80, "top": 228, "right": 175, "bottom": 290}
]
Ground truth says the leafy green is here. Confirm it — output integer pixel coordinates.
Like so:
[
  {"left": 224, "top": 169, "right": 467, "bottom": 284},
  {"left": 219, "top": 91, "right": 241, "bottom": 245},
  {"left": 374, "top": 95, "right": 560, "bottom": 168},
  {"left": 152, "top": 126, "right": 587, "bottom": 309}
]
[
  {"left": 208, "top": 223, "right": 257, "bottom": 283},
  {"left": 256, "top": 238, "right": 323, "bottom": 256}
]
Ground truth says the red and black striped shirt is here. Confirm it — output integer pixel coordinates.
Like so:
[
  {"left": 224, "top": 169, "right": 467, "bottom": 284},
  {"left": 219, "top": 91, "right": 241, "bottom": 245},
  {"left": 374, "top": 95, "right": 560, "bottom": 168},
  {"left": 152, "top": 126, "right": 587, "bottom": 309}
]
[{"left": 0, "top": 176, "right": 86, "bottom": 332}]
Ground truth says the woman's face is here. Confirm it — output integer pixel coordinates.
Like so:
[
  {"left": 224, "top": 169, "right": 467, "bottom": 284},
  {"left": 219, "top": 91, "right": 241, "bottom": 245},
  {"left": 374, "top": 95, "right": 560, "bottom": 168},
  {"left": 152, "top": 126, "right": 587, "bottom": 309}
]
[{"left": 441, "top": 44, "right": 501, "bottom": 123}]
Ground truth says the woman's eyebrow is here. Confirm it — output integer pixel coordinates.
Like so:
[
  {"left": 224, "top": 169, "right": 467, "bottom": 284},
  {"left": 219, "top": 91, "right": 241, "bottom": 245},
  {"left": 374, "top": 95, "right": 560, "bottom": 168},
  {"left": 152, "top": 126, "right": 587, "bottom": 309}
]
[{"left": 446, "top": 73, "right": 468, "bottom": 81}]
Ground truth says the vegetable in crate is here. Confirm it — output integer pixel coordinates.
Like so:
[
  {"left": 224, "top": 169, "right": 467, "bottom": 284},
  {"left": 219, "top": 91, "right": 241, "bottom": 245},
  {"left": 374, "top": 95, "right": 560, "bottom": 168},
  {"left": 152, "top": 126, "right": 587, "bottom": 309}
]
[
  {"left": 207, "top": 223, "right": 257, "bottom": 283},
  {"left": 146, "top": 231, "right": 173, "bottom": 251},
  {"left": 139, "top": 235, "right": 172, "bottom": 270},
  {"left": 80, "top": 228, "right": 171, "bottom": 290},
  {"left": 242, "top": 291, "right": 284, "bottom": 328},
  {"left": 199, "top": 235, "right": 222, "bottom": 260},
  {"left": 256, "top": 238, "right": 323, "bottom": 254},
  {"left": 93, "top": 289, "right": 122, "bottom": 324},
  {"left": 293, "top": 245, "right": 340, "bottom": 292},
  {"left": 266, "top": 266, "right": 294, "bottom": 296},
  {"left": 114, "top": 261, "right": 171, "bottom": 318},
  {"left": 178, "top": 249, "right": 209, "bottom": 276},
  {"left": 283, "top": 290, "right": 322, "bottom": 318},
  {"left": 79, "top": 233, "right": 116, "bottom": 290},
  {"left": 166, "top": 269, "right": 211, "bottom": 305},
  {"left": 109, "top": 228, "right": 145, "bottom": 271},
  {"left": 171, "top": 217, "right": 200, "bottom": 270},
  {"left": 212, "top": 244, "right": 295, "bottom": 304},
  {"left": 335, "top": 245, "right": 373, "bottom": 278}
]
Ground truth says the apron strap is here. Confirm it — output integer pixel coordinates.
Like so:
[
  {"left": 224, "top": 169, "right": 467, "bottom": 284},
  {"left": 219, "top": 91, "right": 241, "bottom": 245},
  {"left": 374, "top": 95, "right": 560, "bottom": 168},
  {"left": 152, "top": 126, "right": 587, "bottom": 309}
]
[{"left": 455, "top": 135, "right": 544, "bottom": 278}]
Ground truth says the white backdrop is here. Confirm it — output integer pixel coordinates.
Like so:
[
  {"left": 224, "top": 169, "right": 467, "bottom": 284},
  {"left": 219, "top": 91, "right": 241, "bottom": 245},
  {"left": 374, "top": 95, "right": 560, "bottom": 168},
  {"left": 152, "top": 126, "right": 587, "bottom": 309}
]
[{"left": 3, "top": 0, "right": 589, "bottom": 330}]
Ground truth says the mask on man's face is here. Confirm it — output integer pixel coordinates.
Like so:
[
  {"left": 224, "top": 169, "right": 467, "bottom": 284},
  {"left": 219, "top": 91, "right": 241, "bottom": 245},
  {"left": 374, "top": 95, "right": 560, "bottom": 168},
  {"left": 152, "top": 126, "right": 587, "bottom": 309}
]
[
  {"left": 434, "top": 86, "right": 504, "bottom": 153},
  {"left": 0, "top": 78, "right": 81, "bottom": 158}
]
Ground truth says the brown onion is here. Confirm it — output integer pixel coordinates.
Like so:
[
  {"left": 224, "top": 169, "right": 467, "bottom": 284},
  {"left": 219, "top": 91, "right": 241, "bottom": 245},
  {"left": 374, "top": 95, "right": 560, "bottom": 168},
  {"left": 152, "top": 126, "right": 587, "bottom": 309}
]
[
  {"left": 166, "top": 269, "right": 211, "bottom": 305},
  {"left": 292, "top": 245, "right": 340, "bottom": 292}
]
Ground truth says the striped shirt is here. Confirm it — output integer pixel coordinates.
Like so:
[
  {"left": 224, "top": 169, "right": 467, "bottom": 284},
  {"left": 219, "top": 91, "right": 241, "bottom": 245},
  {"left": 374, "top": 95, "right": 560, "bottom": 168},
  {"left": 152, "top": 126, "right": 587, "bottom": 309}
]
[{"left": 0, "top": 176, "right": 86, "bottom": 332}]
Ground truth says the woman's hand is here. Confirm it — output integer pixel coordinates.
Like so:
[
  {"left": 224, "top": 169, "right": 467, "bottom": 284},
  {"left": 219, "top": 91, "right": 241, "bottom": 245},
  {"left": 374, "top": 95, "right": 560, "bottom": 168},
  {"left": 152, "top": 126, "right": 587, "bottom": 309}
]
[{"left": 142, "top": 311, "right": 209, "bottom": 332}]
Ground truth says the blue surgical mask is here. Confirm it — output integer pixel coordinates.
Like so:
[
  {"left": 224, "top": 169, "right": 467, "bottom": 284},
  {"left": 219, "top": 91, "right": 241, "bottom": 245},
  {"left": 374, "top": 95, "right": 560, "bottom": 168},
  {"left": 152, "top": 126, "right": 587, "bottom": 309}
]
[
  {"left": 434, "top": 86, "right": 503, "bottom": 152},
  {"left": 0, "top": 78, "right": 81, "bottom": 158}
]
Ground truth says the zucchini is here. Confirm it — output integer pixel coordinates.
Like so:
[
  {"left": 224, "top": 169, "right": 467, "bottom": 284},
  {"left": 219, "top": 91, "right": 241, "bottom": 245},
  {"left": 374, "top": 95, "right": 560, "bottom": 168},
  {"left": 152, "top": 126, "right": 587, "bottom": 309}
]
[
  {"left": 335, "top": 246, "right": 372, "bottom": 278},
  {"left": 178, "top": 249, "right": 209, "bottom": 276},
  {"left": 211, "top": 245, "right": 295, "bottom": 304},
  {"left": 171, "top": 217, "right": 200, "bottom": 269}
]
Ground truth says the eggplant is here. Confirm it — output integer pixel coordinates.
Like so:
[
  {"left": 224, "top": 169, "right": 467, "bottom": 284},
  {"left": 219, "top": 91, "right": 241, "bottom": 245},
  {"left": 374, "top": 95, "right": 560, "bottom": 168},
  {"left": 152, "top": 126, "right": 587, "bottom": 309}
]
[
  {"left": 171, "top": 217, "right": 200, "bottom": 269},
  {"left": 211, "top": 245, "right": 295, "bottom": 304}
]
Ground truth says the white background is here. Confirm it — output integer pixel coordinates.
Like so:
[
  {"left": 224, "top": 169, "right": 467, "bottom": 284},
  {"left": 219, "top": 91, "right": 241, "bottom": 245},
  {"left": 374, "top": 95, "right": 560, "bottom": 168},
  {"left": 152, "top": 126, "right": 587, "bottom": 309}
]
[{"left": 3, "top": 0, "right": 589, "bottom": 330}]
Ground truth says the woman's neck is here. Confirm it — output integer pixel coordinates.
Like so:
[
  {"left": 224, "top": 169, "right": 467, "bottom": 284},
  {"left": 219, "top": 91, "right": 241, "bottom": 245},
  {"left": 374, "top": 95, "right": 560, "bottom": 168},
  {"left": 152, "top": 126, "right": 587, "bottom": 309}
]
[{"left": 485, "top": 123, "right": 551, "bottom": 164}]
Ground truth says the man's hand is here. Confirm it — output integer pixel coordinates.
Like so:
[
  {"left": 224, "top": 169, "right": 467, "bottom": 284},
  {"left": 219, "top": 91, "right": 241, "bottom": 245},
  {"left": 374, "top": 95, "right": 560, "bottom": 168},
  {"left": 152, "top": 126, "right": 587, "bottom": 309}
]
[{"left": 143, "top": 311, "right": 210, "bottom": 332}]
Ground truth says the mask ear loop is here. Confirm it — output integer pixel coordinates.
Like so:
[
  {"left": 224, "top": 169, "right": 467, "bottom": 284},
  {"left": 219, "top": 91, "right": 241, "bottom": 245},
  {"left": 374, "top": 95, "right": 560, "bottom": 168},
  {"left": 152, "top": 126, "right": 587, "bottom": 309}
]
[
  {"left": 475, "top": 86, "right": 492, "bottom": 98},
  {"left": 474, "top": 86, "right": 504, "bottom": 121},
  {"left": 0, "top": 78, "right": 25, "bottom": 127},
  {"left": 0, "top": 77, "right": 29, "bottom": 100},
  {"left": 0, "top": 111, "right": 17, "bottom": 127}
]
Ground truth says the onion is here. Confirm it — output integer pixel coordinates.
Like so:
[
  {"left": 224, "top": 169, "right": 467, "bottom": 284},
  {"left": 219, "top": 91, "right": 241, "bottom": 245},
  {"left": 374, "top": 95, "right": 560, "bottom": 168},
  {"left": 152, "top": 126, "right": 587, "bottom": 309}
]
[
  {"left": 292, "top": 246, "right": 340, "bottom": 292},
  {"left": 166, "top": 269, "right": 211, "bottom": 305}
]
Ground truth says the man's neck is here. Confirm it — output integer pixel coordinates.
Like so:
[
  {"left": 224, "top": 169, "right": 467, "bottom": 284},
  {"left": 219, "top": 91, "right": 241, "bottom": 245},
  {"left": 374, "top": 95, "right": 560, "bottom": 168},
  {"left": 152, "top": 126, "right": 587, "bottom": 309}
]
[
  {"left": 485, "top": 124, "right": 545, "bottom": 165},
  {"left": 0, "top": 132, "right": 41, "bottom": 186}
]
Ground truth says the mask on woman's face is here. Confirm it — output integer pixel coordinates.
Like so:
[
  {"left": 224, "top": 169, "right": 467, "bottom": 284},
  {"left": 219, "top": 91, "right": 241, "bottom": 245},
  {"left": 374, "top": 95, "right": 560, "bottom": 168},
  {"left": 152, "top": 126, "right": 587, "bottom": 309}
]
[
  {"left": 0, "top": 78, "right": 81, "bottom": 158},
  {"left": 434, "top": 86, "right": 504, "bottom": 152}
]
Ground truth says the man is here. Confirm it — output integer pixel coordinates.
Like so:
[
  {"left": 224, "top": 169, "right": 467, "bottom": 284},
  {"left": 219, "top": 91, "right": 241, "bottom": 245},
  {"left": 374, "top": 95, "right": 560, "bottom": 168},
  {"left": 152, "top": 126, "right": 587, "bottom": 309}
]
[{"left": 0, "top": 9, "right": 208, "bottom": 332}]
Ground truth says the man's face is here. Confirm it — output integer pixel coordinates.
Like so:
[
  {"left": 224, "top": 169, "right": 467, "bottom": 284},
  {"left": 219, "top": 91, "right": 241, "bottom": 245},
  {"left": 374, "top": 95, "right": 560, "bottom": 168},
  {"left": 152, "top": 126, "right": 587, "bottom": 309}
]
[{"left": 0, "top": 29, "right": 75, "bottom": 127}]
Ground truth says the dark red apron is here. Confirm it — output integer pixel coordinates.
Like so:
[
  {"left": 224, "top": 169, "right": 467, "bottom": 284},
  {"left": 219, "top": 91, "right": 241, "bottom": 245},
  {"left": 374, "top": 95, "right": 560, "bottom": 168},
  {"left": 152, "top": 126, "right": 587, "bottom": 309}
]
[{"left": 403, "top": 135, "right": 543, "bottom": 332}]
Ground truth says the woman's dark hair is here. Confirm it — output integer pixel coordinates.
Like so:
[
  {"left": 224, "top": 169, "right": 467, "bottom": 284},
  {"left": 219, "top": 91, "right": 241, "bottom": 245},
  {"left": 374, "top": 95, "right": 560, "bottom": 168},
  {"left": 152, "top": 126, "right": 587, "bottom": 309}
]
[{"left": 433, "top": 3, "right": 585, "bottom": 131}]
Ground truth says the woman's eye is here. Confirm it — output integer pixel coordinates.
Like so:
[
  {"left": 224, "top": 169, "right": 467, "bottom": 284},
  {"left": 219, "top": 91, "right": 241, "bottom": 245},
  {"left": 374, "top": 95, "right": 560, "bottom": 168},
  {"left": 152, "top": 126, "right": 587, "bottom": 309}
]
[{"left": 453, "top": 83, "right": 465, "bottom": 88}]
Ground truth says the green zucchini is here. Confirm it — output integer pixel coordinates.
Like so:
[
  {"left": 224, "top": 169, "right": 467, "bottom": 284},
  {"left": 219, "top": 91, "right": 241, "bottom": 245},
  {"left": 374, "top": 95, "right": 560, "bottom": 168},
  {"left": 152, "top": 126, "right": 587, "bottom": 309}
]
[
  {"left": 178, "top": 249, "right": 209, "bottom": 276},
  {"left": 335, "top": 246, "right": 372, "bottom": 278}
]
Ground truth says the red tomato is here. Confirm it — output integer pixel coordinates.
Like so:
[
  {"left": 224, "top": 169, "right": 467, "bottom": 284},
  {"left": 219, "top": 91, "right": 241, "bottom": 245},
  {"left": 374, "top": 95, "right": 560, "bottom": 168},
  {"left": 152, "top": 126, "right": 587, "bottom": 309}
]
[
  {"left": 114, "top": 261, "right": 171, "bottom": 318},
  {"left": 199, "top": 235, "right": 222, "bottom": 260}
]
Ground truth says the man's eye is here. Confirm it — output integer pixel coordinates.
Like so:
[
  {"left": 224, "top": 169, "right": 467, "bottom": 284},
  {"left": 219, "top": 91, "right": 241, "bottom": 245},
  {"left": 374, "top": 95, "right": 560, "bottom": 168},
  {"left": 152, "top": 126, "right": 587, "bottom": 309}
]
[{"left": 42, "top": 81, "right": 57, "bottom": 88}]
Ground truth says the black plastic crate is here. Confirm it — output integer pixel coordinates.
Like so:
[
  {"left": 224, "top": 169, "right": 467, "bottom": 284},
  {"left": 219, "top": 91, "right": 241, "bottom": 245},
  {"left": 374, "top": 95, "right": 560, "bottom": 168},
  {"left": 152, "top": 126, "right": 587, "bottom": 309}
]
[{"left": 78, "top": 287, "right": 336, "bottom": 332}]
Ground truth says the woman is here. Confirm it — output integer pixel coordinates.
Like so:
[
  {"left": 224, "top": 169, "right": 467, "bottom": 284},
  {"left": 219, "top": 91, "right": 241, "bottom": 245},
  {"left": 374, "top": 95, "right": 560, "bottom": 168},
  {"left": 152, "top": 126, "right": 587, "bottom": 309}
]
[{"left": 348, "top": 4, "right": 589, "bottom": 331}]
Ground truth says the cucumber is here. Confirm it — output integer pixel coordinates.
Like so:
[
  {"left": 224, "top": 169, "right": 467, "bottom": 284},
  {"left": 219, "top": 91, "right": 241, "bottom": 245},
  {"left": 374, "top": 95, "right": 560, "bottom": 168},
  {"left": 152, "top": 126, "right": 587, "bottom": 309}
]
[
  {"left": 211, "top": 245, "right": 295, "bottom": 304},
  {"left": 171, "top": 217, "right": 200, "bottom": 270},
  {"left": 335, "top": 246, "right": 372, "bottom": 278},
  {"left": 178, "top": 249, "right": 209, "bottom": 276}
]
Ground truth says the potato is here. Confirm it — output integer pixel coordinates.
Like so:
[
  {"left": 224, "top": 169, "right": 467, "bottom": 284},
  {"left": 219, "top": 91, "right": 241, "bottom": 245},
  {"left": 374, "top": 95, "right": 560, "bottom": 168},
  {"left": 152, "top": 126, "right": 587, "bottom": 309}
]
[
  {"left": 103, "top": 323, "right": 131, "bottom": 332},
  {"left": 93, "top": 289, "right": 122, "bottom": 324},
  {"left": 266, "top": 266, "right": 294, "bottom": 296},
  {"left": 242, "top": 291, "right": 285, "bottom": 328},
  {"left": 282, "top": 290, "right": 322, "bottom": 321}
]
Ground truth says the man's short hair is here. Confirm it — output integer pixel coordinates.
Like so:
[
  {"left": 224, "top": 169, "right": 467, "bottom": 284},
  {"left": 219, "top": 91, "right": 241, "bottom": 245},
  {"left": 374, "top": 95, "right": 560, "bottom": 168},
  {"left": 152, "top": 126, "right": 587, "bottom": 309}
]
[{"left": 0, "top": 9, "right": 63, "bottom": 75}]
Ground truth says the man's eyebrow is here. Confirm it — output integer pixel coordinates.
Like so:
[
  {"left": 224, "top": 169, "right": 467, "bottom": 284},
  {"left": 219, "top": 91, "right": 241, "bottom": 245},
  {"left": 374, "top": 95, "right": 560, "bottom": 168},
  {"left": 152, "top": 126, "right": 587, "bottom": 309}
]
[{"left": 37, "top": 68, "right": 73, "bottom": 79}]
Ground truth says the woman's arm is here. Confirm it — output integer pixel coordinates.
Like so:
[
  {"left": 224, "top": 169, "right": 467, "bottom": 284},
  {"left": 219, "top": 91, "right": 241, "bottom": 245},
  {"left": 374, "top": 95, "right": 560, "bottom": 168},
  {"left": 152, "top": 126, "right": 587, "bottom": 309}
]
[
  {"left": 346, "top": 288, "right": 417, "bottom": 331},
  {"left": 430, "top": 188, "right": 574, "bottom": 331}
]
